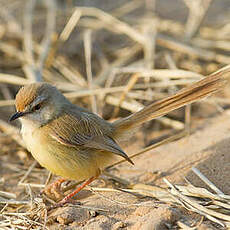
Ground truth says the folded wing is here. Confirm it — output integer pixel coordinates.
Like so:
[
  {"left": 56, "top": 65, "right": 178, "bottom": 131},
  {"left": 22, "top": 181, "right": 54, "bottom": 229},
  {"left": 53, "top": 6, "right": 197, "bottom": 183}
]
[{"left": 49, "top": 110, "right": 134, "bottom": 165}]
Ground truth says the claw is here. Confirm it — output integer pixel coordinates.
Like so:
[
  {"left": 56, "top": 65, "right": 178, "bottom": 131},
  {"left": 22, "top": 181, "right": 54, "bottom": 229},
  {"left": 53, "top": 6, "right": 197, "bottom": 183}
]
[
  {"left": 42, "top": 178, "right": 66, "bottom": 202},
  {"left": 47, "top": 176, "right": 97, "bottom": 210}
]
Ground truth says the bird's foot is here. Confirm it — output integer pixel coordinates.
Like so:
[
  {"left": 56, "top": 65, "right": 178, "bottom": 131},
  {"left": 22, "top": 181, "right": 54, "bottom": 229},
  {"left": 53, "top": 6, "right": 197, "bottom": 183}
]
[
  {"left": 47, "top": 176, "right": 97, "bottom": 210},
  {"left": 42, "top": 178, "right": 66, "bottom": 202}
]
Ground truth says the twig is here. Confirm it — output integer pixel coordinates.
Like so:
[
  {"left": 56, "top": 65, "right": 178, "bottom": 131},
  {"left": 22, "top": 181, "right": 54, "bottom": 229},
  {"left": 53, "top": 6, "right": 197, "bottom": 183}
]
[
  {"left": 0, "top": 100, "right": 15, "bottom": 107},
  {"left": 191, "top": 167, "right": 224, "bottom": 195},
  {"left": 78, "top": 7, "right": 146, "bottom": 45},
  {"left": 84, "top": 29, "right": 97, "bottom": 113},
  {"left": 37, "top": 0, "right": 56, "bottom": 72},
  {"left": 157, "top": 34, "right": 230, "bottom": 64},
  {"left": 0, "top": 200, "right": 29, "bottom": 205},
  {"left": 18, "top": 161, "right": 37, "bottom": 186},
  {"left": 0, "top": 74, "right": 31, "bottom": 85},
  {"left": 18, "top": 183, "right": 45, "bottom": 189},
  {"left": 0, "top": 120, "right": 25, "bottom": 148},
  {"left": 0, "top": 191, "right": 16, "bottom": 200},
  {"left": 59, "top": 8, "right": 81, "bottom": 42},
  {"left": 24, "top": 0, "right": 37, "bottom": 80},
  {"left": 164, "top": 179, "right": 230, "bottom": 225},
  {"left": 112, "top": 73, "right": 139, "bottom": 117},
  {"left": 24, "top": 0, "right": 56, "bottom": 82},
  {"left": 184, "top": 0, "right": 212, "bottom": 40}
]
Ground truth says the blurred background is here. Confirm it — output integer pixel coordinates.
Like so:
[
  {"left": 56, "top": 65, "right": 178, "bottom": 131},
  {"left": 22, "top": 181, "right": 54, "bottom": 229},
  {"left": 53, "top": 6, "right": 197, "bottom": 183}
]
[
  {"left": 0, "top": 0, "right": 230, "bottom": 229},
  {"left": 0, "top": 0, "right": 230, "bottom": 123}
]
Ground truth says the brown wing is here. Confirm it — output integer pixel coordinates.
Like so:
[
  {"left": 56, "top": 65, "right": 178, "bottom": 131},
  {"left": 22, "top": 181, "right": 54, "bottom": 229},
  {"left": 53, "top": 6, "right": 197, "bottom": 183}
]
[{"left": 48, "top": 110, "right": 134, "bottom": 165}]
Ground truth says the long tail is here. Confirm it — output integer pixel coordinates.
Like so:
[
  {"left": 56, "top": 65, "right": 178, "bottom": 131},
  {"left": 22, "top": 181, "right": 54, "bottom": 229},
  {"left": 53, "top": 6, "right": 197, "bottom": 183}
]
[{"left": 113, "top": 65, "right": 230, "bottom": 135}]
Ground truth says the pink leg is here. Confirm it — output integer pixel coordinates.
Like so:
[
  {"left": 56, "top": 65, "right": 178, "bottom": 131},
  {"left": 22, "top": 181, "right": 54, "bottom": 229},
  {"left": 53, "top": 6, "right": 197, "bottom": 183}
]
[{"left": 53, "top": 176, "right": 97, "bottom": 208}]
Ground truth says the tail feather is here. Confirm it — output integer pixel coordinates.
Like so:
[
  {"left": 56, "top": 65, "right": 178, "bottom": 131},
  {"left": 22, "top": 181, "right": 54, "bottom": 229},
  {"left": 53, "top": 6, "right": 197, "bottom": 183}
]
[{"left": 113, "top": 66, "right": 230, "bottom": 135}]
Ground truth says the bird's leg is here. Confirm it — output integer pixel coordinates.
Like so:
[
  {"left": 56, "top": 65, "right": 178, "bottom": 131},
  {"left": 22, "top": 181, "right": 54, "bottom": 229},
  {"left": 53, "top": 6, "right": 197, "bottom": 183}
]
[
  {"left": 43, "top": 178, "right": 66, "bottom": 201},
  {"left": 51, "top": 176, "right": 97, "bottom": 208}
]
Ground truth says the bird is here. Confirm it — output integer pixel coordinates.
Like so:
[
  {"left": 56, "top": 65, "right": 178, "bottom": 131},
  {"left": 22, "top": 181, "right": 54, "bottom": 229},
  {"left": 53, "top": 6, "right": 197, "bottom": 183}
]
[{"left": 10, "top": 67, "right": 228, "bottom": 207}]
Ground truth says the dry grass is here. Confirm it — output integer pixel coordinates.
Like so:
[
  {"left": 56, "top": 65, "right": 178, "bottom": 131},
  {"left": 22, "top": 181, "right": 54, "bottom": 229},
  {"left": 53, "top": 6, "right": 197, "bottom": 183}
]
[{"left": 0, "top": 0, "right": 229, "bottom": 229}]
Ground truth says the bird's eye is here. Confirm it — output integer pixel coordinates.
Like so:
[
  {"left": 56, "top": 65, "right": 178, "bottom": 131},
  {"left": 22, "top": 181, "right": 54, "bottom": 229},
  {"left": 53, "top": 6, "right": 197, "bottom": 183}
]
[{"left": 32, "top": 103, "right": 42, "bottom": 111}]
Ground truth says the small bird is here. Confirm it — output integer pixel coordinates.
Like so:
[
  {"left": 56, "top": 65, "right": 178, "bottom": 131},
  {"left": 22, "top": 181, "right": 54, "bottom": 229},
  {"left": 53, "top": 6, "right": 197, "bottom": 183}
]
[{"left": 10, "top": 67, "right": 228, "bottom": 206}]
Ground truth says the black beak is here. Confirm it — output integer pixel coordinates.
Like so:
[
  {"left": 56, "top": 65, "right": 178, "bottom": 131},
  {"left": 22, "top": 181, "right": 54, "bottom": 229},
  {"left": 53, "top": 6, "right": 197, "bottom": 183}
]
[{"left": 9, "top": 112, "right": 25, "bottom": 122}]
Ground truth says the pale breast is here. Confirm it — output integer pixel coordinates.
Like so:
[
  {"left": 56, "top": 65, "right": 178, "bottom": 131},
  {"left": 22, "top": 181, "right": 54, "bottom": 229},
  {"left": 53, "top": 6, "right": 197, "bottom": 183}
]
[
  {"left": 20, "top": 119, "right": 59, "bottom": 174},
  {"left": 20, "top": 118, "right": 39, "bottom": 153}
]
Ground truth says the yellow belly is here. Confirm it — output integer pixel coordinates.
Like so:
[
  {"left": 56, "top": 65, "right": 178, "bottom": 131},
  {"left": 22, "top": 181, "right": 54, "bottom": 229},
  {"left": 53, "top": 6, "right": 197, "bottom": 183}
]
[{"left": 21, "top": 120, "right": 115, "bottom": 181}]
